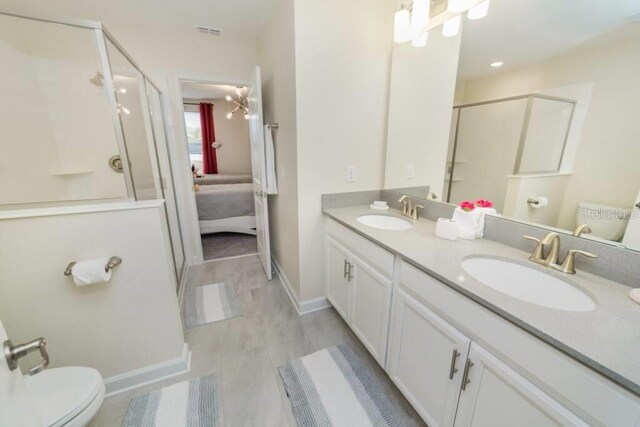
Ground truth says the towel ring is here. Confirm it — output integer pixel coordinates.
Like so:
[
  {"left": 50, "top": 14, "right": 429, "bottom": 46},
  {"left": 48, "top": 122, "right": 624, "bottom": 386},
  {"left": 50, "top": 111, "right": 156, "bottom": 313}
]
[{"left": 64, "top": 256, "right": 123, "bottom": 276}]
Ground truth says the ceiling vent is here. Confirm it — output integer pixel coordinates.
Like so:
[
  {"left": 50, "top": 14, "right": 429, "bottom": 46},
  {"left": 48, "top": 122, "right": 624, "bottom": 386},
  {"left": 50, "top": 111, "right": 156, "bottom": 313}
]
[{"left": 196, "top": 25, "right": 222, "bottom": 36}]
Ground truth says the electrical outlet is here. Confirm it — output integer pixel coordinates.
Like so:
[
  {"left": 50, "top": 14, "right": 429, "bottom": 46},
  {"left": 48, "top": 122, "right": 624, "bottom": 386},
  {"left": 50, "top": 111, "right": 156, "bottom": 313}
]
[
  {"left": 406, "top": 163, "right": 415, "bottom": 179},
  {"left": 346, "top": 166, "right": 357, "bottom": 183}
]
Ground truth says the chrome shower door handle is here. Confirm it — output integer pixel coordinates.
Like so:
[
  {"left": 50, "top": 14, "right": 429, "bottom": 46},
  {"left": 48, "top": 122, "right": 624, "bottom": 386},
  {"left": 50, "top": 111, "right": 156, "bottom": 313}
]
[{"left": 3, "top": 337, "right": 50, "bottom": 375}]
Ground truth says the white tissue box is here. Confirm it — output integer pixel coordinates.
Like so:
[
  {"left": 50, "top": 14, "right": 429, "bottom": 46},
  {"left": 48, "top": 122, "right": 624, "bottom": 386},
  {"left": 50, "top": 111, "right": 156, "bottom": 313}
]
[{"left": 436, "top": 218, "right": 458, "bottom": 241}]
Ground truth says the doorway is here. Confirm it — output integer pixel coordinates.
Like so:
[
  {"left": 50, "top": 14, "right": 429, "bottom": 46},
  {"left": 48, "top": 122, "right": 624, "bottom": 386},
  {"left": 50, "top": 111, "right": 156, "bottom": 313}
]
[{"left": 179, "top": 80, "right": 257, "bottom": 261}]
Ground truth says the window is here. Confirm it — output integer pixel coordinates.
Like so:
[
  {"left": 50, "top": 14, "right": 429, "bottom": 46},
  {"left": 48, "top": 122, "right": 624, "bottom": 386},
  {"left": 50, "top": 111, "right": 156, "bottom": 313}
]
[{"left": 184, "top": 111, "right": 202, "bottom": 166}]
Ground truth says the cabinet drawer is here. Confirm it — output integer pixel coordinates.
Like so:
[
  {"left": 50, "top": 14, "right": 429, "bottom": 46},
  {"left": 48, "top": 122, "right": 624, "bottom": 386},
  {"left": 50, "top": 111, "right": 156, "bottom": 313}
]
[
  {"left": 326, "top": 218, "right": 395, "bottom": 278},
  {"left": 399, "top": 261, "right": 640, "bottom": 427}
]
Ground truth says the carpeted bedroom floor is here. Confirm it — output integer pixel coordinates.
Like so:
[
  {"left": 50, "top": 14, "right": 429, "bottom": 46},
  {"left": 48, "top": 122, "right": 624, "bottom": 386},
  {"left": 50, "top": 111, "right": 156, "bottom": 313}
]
[{"left": 201, "top": 232, "right": 258, "bottom": 261}]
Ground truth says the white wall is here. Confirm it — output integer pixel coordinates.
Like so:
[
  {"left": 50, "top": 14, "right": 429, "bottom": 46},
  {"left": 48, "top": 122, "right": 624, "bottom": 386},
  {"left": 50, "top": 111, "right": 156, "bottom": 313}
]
[
  {"left": 257, "top": 0, "right": 301, "bottom": 294},
  {"left": 0, "top": 202, "right": 185, "bottom": 380},
  {"left": 212, "top": 99, "right": 252, "bottom": 174},
  {"left": 462, "top": 26, "right": 640, "bottom": 231},
  {"left": 503, "top": 174, "right": 571, "bottom": 227},
  {"left": 294, "top": 0, "right": 394, "bottom": 300},
  {"left": 385, "top": 30, "right": 462, "bottom": 195}
]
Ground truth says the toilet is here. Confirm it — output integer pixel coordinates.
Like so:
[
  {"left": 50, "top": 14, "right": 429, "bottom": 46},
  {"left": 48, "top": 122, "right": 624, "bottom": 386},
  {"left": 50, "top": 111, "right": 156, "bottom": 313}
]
[
  {"left": 576, "top": 202, "right": 632, "bottom": 241},
  {"left": 24, "top": 367, "right": 105, "bottom": 427}
]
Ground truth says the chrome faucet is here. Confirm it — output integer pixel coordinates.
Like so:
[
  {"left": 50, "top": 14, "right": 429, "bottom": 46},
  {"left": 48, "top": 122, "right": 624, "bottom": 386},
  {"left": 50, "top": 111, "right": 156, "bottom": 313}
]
[
  {"left": 398, "top": 196, "right": 424, "bottom": 220},
  {"left": 523, "top": 232, "right": 598, "bottom": 274}
]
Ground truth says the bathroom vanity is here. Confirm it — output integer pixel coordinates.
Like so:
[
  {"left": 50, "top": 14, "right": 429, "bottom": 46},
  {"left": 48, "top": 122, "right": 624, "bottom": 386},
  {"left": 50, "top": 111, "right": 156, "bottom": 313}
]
[{"left": 323, "top": 206, "right": 640, "bottom": 427}]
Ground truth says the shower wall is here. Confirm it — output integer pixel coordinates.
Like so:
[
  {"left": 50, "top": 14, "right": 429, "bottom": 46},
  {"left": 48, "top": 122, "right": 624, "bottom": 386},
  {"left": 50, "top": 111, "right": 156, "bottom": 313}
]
[{"left": 0, "top": 15, "right": 127, "bottom": 206}]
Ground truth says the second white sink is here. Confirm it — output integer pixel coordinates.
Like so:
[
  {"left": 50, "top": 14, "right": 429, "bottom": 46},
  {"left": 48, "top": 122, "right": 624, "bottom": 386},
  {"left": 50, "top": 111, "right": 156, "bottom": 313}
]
[
  {"left": 461, "top": 256, "right": 596, "bottom": 312},
  {"left": 357, "top": 215, "right": 412, "bottom": 231}
]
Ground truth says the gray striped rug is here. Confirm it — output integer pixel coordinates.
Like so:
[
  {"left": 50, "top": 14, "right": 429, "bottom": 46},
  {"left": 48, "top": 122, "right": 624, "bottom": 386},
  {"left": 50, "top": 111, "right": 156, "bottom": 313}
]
[
  {"left": 279, "top": 344, "right": 405, "bottom": 427},
  {"left": 121, "top": 374, "right": 217, "bottom": 427},
  {"left": 185, "top": 282, "right": 241, "bottom": 328}
]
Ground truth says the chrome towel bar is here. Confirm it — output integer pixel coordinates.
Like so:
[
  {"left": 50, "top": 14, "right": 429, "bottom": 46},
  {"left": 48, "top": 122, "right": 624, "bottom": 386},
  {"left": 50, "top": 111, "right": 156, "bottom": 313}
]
[{"left": 64, "top": 256, "right": 122, "bottom": 276}]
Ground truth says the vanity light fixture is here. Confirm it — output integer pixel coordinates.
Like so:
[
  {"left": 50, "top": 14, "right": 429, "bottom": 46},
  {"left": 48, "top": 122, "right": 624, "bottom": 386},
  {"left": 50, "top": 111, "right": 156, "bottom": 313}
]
[
  {"left": 490, "top": 61, "right": 504, "bottom": 68},
  {"left": 442, "top": 15, "right": 462, "bottom": 37},
  {"left": 411, "top": 0, "right": 430, "bottom": 47},
  {"left": 394, "top": 5, "right": 412, "bottom": 43},
  {"left": 467, "top": 0, "right": 490, "bottom": 20}
]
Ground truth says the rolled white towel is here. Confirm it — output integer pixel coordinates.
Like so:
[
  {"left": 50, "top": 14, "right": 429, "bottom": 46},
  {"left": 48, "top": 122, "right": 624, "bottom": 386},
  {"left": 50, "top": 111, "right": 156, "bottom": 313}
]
[{"left": 629, "top": 289, "right": 640, "bottom": 305}]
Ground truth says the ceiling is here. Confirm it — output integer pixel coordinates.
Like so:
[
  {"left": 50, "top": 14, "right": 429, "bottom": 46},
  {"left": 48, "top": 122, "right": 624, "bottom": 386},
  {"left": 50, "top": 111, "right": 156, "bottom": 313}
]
[
  {"left": 181, "top": 81, "right": 246, "bottom": 101},
  {"left": 458, "top": 0, "right": 640, "bottom": 80},
  {"left": 4, "top": 0, "right": 279, "bottom": 42}
]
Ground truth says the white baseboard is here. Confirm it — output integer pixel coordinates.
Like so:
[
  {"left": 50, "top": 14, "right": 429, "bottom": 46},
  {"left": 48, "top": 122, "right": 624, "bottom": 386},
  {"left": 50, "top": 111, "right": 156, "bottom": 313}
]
[
  {"left": 271, "top": 256, "right": 330, "bottom": 316},
  {"left": 104, "top": 343, "right": 191, "bottom": 397}
]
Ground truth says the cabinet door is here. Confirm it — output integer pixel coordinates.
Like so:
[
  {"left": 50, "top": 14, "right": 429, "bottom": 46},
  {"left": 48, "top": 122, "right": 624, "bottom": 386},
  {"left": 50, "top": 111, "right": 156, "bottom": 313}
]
[
  {"left": 387, "top": 288, "right": 471, "bottom": 427},
  {"left": 455, "top": 343, "right": 588, "bottom": 427},
  {"left": 349, "top": 254, "right": 393, "bottom": 365},
  {"left": 326, "top": 237, "right": 351, "bottom": 321}
]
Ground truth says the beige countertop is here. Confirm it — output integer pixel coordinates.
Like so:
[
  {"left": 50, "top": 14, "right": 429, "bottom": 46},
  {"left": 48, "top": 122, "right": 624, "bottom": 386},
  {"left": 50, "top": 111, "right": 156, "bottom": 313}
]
[{"left": 324, "top": 205, "right": 640, "bottom": 396}]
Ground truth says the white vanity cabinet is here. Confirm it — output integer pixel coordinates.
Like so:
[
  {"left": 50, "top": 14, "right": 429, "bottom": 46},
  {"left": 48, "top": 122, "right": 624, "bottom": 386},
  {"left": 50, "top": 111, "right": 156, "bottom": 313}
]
[
  {"left": 387, "top": 288, "right": 471, "bottom": 427},
  {"left": 455, "top": 343, "right": 588, "bottom": 427},
  {"left": 325, "top": 219, "right": 395, "bottom": 365}
]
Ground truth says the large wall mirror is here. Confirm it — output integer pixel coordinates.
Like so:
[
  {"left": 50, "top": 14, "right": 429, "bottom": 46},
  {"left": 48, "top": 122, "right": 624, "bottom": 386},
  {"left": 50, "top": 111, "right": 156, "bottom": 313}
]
[{"left": 385, "top": 0, "right": 640, "bottom": 251}]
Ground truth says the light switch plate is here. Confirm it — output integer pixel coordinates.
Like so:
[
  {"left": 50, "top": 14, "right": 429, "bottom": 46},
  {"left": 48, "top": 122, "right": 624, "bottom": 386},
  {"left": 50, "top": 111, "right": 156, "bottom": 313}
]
[{"left": 346, "top": 166, "right": 356, "bottom": 183}]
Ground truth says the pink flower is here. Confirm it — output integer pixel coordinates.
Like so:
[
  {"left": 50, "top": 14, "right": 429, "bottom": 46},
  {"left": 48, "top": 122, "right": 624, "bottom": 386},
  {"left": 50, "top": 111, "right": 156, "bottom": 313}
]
[
  {"left": 474, "top": 199, "right": 493, "bottom": 208},
  {"left": 460, "top": 201, "right": 476, "bottom": 212}
]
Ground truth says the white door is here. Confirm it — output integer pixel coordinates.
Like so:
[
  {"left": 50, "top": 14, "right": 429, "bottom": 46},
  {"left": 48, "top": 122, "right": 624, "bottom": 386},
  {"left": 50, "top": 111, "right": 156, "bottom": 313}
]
[
  {"left": 0, "top": 320, "right": 42, "bottom": 426},
  {"left": 387, "top": 288, "right": 471, "bottom": 427},
  {"left": 248, "top": 66, "right": 272, "bottom": 280},
  {"left": 326, "top": 237, "right": 352, "bottom": 321},
  {"left": 349, "top": 255, "right": 392, "bottom": 366},
  {"left": 455, "top": 343, "right": 588, "bottom": 427},
  {"left": 622, "top": 190, "right": 640, "bottom": 250}
]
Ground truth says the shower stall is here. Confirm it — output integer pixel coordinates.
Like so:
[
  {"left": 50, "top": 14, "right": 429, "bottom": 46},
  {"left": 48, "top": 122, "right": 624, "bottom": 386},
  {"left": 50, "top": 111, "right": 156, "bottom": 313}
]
[
  {"left": 0, "top": 10, "right": 185, "bottom": 283},
  {"left": 444, "top": 93, "right": 576, "bottom": 212}
]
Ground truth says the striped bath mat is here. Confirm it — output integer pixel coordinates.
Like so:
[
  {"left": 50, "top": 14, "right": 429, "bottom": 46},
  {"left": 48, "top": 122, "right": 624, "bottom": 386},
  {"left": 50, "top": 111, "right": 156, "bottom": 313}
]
[
  {"left": 279, "top": 344, "right": 405, "bottom": 427},
  {"left": 122, "top": 374, "right": 217, "bottom": 426},
  {"left": 185, "top": 282, "right": 241, "bottom": 328}
]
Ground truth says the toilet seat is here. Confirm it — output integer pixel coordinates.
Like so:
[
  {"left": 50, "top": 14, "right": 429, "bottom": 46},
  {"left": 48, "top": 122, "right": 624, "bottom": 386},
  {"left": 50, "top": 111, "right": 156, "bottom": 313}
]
[{"left": 24, "top": 367, "right": 105, "bottom": 427}]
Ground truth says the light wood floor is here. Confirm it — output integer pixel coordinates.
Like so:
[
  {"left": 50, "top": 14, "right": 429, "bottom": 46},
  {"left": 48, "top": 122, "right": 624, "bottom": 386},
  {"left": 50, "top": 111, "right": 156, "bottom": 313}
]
[{"left": 91, "top": 254, "right": 425, "bottom": 426}]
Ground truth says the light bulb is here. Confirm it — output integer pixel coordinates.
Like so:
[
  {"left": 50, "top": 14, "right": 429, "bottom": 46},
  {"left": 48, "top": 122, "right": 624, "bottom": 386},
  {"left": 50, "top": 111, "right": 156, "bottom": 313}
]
[
  {"left": 393, "top": 6, "right": 411, "bottom": 43},
  {"left": 118, "top": 88, "right": 127, "bottom": 94},
  {"left": 468, "top": 0, "right": 490, "bottom": 19},
  {"left": 447, "top": 0, "right": 470, "bottom": 13},
  {"left": 226, "top": 112, "right": 233, "bottom": 119},
  {"left": 244, "top": 112, "right": 249, "bottom": 120},
  {"left": 442, "top": 15, "right": 461, "bottom": 37},
  {"left": 412, "top": 32, "right": 428, "bottom": 48},
  {"left": 225, "top": 95, "right": 233, "bottom": 102},
  {"left": 411, "top": 0, "right": 430, "bottom": 37}
]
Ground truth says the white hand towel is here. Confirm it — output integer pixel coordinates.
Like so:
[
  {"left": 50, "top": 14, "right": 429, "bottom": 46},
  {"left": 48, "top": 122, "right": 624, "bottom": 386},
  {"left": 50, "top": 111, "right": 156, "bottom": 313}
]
[
  {"left": 71, "top": 258, "right": 112, "bottom": 286},
  {"left": 475, "top": 207, "right": 497, "bottom": 238},
  {"left": 452, "top": 208, "right": 482, "bottom": 240},
  {"left": 264, "top": 125, "right": 278, "bottom": 195}
]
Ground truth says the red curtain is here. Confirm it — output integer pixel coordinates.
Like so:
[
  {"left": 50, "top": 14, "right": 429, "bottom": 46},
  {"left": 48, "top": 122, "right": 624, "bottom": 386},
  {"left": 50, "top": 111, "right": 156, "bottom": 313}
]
[{"left": 199, "top": 102, "right": 218, "bottom": 174}]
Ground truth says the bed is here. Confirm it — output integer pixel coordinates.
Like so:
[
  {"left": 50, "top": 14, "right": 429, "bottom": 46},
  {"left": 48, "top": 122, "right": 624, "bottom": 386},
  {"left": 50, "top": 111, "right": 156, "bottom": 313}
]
[
  {"left": 194, "top": 174, "right": 252, "bottom": 186},
  {"left": 195, "top": 182, "right": 256, "bottom": 235}
]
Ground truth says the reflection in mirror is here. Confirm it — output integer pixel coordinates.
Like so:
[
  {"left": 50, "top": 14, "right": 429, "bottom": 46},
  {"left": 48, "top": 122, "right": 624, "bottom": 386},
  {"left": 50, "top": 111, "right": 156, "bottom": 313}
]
[{"left": 385, "top": 0, "right": 640, "bottom": 251}]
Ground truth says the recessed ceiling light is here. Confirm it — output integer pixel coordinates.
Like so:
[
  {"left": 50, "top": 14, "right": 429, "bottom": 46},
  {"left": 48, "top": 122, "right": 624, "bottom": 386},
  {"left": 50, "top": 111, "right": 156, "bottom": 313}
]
[{"left": 490, "top": 61, "right": 504, "bottom": 68}]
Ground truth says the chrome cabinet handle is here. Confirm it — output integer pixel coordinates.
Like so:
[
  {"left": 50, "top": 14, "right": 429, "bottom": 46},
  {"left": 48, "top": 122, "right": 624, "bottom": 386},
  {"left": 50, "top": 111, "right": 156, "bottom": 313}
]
[
  {"left": 346, "top": 262, "right": 354, "bottom": 282},
  {"left": 461, "top": 359, "right": 474, "bottom": 391},
  {"left": 4, "top": 338, "right": 50, "bottom": 376},
  {"left": 449, "top": 349, "right": 461, "bottom": 380},
  {"left": 343, "top": 259, "right": 349, "bottom": 278}
]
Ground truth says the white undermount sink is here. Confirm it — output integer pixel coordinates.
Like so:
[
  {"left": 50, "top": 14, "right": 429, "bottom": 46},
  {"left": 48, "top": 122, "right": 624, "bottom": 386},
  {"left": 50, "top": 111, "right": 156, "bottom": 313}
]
[
  {"left": 357, "top": 215, "right": 413, "bottom": 231},
  {"left": 461, "top": 257, "right": 596, "bottom": 312}
]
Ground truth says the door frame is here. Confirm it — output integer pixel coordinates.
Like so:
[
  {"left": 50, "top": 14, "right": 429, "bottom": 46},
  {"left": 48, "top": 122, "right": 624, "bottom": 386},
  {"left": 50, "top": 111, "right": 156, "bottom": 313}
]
[{"left": 172, "top": 75, "right": 251, "bottom": 268}]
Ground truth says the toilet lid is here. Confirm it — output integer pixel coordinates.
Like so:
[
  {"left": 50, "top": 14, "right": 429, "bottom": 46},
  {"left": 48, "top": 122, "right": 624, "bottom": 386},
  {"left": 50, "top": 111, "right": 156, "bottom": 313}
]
[{"left": 24, "top": 367, "right": 103, "bottom": 427}]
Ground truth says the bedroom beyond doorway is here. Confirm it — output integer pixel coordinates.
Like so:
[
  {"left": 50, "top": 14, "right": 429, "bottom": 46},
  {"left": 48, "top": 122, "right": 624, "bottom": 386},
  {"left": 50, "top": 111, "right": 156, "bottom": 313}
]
[{"left": 179, "top": 80, "right": 257, "bottom": 261}]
